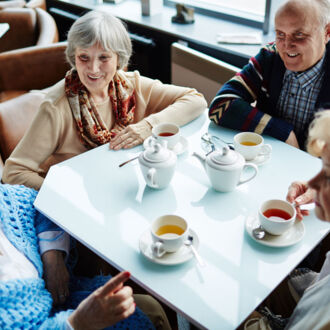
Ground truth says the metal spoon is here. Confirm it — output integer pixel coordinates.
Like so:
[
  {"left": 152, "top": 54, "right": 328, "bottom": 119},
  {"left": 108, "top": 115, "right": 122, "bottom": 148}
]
[
  {"left": 185, "top": 235, "right": 205, "bottom": 267},
  {"left": 252, "top": 225, "right": 266, "bottom": 240},
  {"left": 118, "top": 155, "right": 139, "bottom": 167}
]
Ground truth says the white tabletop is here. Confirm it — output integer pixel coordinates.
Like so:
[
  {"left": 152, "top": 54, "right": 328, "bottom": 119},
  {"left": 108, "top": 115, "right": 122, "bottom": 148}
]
[
  {"left": 35, "top": 113, "right": 330, "bottom": 329},
  {"left": 0, "top": 23, "right": 9, "bottom": 38}
]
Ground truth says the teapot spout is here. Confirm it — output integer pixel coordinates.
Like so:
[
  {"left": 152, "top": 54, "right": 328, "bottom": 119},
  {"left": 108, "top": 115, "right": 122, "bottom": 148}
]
[{"left": 192, "top": 151, "right": 206, "bottom": 169}]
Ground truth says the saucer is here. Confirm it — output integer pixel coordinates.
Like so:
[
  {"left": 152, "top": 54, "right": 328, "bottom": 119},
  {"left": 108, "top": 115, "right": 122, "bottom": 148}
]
[
  {"left": 246, "top": 153, "right": 271, "bottom": 166},
  {"left": 245, "top": 215, "right": 305, "bottom": 247},
  {"left": 143, "top": 136, "right": 189, "bottom": 155},
  {"left": 139, "top": 228, "right": 199, "bottom": 265}
]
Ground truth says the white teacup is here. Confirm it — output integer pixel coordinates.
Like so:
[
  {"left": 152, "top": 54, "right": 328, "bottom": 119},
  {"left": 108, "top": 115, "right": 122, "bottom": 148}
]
[
  {"left": 233, "top": 132, "right": 272, "bottom": 161},
  {"left": 152, "top": 123, "right": 180, "bottom": 149},
  {"left": 258, "top": 199, "right": 296, "bottom": 235},
  {"left": 150, "top": 215, "right": 188, "bottom": 257}
]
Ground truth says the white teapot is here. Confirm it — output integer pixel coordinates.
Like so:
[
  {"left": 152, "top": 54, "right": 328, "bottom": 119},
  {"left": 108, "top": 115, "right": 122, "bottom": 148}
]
[
  {"left": 193, "top": 146, "right": 258, "bottom": 192},
  {"left": 139, "top": 138, "right": 177, "bottom": 189}
]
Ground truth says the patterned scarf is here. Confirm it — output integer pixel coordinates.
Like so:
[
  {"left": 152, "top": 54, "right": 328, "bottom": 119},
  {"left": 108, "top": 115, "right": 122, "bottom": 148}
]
[{"left": 65, "top": 69, "right": 136, "bottom": 149}]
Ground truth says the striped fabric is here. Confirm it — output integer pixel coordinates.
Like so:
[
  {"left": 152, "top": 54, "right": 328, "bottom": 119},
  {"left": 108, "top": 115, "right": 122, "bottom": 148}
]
[{"left": 209, "top": 42, "right": 330, "bottom": 149}]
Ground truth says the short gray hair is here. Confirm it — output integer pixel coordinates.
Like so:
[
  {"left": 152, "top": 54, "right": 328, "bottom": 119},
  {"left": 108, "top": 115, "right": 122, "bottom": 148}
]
[
  {"left": 65, "top": 10, "right": 132, "bottom": 70},
  {"left": 307, "top": 109, "right": 330, "bottom": 156},
  {"left": 277, "top": 0, "right": 330, "bottom": 30},
  {"left": 316, "top": 0, "right": 330, "bottom": 28}
]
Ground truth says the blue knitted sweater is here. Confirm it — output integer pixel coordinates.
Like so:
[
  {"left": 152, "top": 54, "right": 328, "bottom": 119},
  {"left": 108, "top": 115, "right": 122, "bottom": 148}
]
[
  {"left": 209, "top": 41, "right": 330, "bottom": 149},
  {"left": 0, "top": 184, "right": 154, "bottom": 329}
]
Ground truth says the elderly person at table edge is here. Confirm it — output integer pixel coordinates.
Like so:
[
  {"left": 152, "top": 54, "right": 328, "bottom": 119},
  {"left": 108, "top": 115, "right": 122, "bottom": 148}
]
[
  {"left": 209, "top": 0, "right": 330, "bottom": 150},
  {"left": 0, "top": 183, "right": 171, "bottom": 329},
  {"left": 242, "top": 110, "right": 330, "bottom": 329},
  {"left": 283, "top": 110, "right": 330, "bottom": 329},
  {"left": 2, "top": 10, "right": 206, "bottom": 191}
]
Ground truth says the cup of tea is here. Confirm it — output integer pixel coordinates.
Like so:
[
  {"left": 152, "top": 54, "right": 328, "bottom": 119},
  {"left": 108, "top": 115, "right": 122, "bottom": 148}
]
[
  {"left": 258, "top": 199, "right": 296, "bottom": 235},
  {"left": 152, "top": 123, "right": 180, "bottom": 149},
  {"left": 150, "top": 215, "right": 188, "bottom": 257},
  {"left": 233, "top": 132, "right": 272, "bottom": 161}
]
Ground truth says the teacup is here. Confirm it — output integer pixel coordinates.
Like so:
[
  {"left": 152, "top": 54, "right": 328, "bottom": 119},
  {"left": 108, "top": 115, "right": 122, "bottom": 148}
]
[
  {"left": 150, "top": 215, "right": 188, "bottom": 257},
  {"left": 233, "top": 132, "right": 272, "bottom": 161},
  {"left": 258, "top": 199, "right": 296, "bottom": 235},
  {"left": 152, "top": 123, "right": 180, "bottom": 149}
]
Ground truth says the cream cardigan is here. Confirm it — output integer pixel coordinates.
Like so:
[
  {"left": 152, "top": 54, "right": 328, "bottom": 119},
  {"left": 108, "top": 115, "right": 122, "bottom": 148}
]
[{"left": 3, "top": 70, "right": 207, "bottom": 190}]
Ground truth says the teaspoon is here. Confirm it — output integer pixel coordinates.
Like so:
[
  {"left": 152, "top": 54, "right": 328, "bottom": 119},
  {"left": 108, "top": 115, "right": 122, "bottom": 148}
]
[
  {"left": 184, "top": 235, "right": 205, "bottom": 267},
  {"left": 252, "top": 225, "right": 266, "bottom": 240}
]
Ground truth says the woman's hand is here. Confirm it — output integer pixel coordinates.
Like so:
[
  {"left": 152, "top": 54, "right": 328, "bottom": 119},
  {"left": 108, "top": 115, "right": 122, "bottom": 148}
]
[
  {"left": 110, "top": 121, "right": 152, "bottom": 150},
  {"left": 41, "top": 250, "right": 70, "bottom": 306},
  {"left": 68, "top": 271, "right": 135, "bottom": 330},
  {"left": 286, "top": 181, "right": 316, "bottom": 220}
]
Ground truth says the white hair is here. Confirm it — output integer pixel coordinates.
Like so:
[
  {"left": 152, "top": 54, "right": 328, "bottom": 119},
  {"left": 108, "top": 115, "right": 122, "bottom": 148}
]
[{"left": 65, "top": 11, "right": 132, "bottom": 70}]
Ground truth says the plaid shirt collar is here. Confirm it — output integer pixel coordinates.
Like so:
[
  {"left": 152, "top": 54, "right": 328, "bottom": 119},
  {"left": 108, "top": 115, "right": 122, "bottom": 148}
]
[{"left": 284, "top": 54, "right": 325, "bottom": 90}]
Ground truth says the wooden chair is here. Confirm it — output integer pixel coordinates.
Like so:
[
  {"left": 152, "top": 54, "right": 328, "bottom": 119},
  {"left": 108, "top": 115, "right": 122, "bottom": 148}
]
[{"left": 171, "top": 42, "right": 240, "bottom": 105}]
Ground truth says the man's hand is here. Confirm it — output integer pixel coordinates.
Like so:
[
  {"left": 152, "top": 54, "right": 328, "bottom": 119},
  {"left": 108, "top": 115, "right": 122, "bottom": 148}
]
[
  {"left": 68, "top": 271, "right": 135, "bottom": 330},
  {"left": 285, "top": 131, "right": 300, "bottom": 149},
  {"left": 286, "top": 181, "right": 316, "bottom": 220},
  {"left": 42, "top": 250, "right": 70, "bottom": 306}
]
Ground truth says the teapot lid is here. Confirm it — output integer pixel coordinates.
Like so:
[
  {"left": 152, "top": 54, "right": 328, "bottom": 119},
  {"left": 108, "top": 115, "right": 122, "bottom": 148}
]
[
  {"left": 210, "top": 146, "right": 238, "bottom": 165},
  {"left": 143, "top": 141, "right": 171, "bottom": 163}
]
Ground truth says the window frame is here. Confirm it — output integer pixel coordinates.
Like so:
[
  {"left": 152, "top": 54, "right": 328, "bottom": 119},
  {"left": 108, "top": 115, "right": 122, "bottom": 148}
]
[{"left": 164, "top": 0, "right": 272, "bottom": 34}]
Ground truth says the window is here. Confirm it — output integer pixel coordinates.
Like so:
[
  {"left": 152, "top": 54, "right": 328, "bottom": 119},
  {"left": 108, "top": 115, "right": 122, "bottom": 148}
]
[{"left": 165, "top": 0, "right": 278, "bottom": 34}]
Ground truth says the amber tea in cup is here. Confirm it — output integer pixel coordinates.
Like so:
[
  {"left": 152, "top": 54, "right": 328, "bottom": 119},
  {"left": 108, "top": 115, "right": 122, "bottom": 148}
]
[
  {"left": 240, "top": 141, "right": 258, "bottom": 146},
  {"left": 151, "top": 215, "right": 188, "bottom": 257},
  {"left": 234, "top": 132, "right": 272, "bottom": 161},
  {"left": 156, "top": 224, "right": 185, "bottom": 237}
]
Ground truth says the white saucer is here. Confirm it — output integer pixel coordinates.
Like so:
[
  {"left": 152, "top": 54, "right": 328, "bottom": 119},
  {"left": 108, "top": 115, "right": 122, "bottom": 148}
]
[
  {"left": 246, "top": 154, "right": 271, "bottom": 166},
  {"left": 143, "top": 136, "right": 189, "bottom": 155},
  {"left": 245, "top": 215, "right": 305, "bottom": 247},
  {"left": 139, "top": 228, "right": 199, "bottom": 265}
]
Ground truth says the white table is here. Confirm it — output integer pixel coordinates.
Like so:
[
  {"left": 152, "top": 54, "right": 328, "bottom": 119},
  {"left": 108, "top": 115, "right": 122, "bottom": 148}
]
[
  {"left": 0, "top": 23, "right": 9, "bottom": 38},
  {"left": 35, "top": 113, "right": 330, "bottom": 329}
]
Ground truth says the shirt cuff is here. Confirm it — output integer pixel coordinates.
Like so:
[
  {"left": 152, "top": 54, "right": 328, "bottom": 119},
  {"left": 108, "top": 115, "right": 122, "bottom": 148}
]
[{"left": 38, "top": 231, "right": 70, "bottom": 258}]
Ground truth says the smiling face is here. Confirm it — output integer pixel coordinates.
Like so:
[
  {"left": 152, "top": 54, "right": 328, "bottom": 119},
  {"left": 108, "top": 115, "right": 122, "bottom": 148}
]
[
  {"left": 308, "top": 145, "right": 330, "bottom": 222},
  {"left": 275, "top": 2, "right": 329, "bottom": 72},
  {"left": 75, "top": 43, "right": 118, "bottom": 101}
]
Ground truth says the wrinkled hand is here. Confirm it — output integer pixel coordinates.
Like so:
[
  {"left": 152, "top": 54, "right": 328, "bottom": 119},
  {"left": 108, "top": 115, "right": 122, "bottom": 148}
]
[
  {"left": 286, "top": 181, "right": 316, "bottom": 220},
  {"left": 110, "top": 121, "right": 152, "bottom": 150},
  {"left": 68, "top": 271, "right": 135, "bottom": 330},
  {"left": 42, "top": 250, "right": 70, "bottom": 306},
  {"left": 285, "top": 131, "right": 300, "bottom": 149}
]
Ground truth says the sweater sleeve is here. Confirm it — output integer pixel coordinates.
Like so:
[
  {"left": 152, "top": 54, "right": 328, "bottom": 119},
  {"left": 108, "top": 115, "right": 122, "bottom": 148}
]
[
  {"left": 2, "top": 98, "right": 63, "bottom": 190},
  {"left": 39, "top": 310, "right": 74, "bottom": 330},
  {"left": 208, "top": 44, "right": 293, "bottom": 142},
  {"left": 133, "top": 72, "right": 207, "bottom": 127}
]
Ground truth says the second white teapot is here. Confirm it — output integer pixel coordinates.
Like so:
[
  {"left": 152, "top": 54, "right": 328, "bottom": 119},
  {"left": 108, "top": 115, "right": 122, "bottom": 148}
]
[{"left": 193, "top": 146, "right": 258, "bottom": 192}]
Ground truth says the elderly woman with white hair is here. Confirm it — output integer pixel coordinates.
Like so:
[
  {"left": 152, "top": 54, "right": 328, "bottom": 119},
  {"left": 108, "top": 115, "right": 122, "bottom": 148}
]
[
  {"left": 1, "top": 10, "right": 205, "bottom": 325},
  {"left": 2, "top": 10, "right": 206, "bottom": 191}
]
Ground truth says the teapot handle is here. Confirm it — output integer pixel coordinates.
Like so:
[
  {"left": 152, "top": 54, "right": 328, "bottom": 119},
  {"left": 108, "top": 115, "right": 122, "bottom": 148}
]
[
  {"left": 238, "top": 163, "right": 258, "bottom": 186},
  {"left": 146, "top": 167, "right": 158, "bottom": 188}
]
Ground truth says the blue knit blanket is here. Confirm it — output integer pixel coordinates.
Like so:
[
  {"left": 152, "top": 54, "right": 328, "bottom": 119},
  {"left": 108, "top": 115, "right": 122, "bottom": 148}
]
[{"left": 0, "top": 184, "right": 154, "bottom": 329}]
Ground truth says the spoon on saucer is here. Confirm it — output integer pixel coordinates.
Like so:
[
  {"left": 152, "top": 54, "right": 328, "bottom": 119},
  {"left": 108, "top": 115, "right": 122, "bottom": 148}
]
[
  {"left": 185, "top": 235, "right": 205, "bottom": 267},
  {"left": 252, "top": 225, "right": 266, "bottom": 240}
]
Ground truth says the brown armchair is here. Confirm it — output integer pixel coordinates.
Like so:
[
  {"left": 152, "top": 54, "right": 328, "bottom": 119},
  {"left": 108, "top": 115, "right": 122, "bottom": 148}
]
[
  {"left": 0, "top": 7, "right": 58, "bottom": 53},
  {"left": 0, "top": 0, "right": 46, "bottom": 10},
  {"left": 0, "top": 42, "right": 70, "bottom": 177}
]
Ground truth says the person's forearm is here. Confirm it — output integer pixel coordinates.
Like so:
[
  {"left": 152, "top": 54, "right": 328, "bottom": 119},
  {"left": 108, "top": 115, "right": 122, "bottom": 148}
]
[
  {"left": 2, "top": 159, "right": 44, "bottom": 190},
  {"left": 145, "top": 91, "right": 207, "bottom": 128}
]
